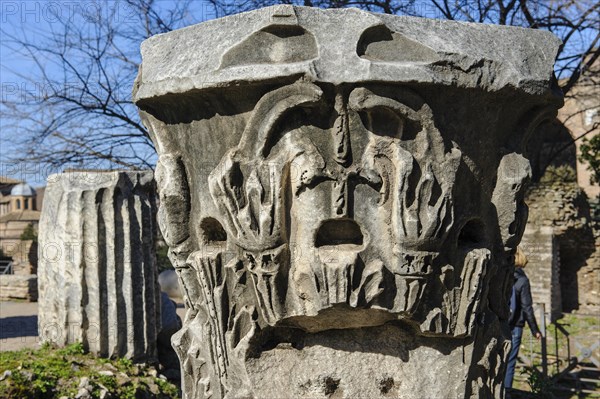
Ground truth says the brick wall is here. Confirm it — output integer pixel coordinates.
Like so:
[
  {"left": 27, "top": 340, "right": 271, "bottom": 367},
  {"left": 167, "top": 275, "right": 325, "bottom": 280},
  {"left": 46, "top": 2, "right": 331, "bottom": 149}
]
[
  {"left": 520, "top": 226, "right": 562, "bottom": 321},
  {"left": 524, "top": 181, "right": 599, "bottom": 316}
]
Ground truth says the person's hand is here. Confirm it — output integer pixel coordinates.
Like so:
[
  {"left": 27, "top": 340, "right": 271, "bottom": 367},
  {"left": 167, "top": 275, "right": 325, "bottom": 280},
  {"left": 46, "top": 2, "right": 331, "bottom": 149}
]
[{"left": 535, "top": 332, "right": 542, "bottom": 340}]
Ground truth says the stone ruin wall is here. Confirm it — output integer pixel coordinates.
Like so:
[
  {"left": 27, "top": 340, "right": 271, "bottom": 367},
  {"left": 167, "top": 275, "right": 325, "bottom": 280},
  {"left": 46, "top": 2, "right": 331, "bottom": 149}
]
[
  {"left": 523, "top": 181, "right": 599, "bottom": 317},
  {"left": 0, "top": 239, "right": 38, "bottom": 301},
  {"left": 519, "top": 226, "right": 561, "bottom": 321},
  {"left": 0, "top": 274, "right": 37, "bottom": 301},
  {"left": 4, "top": 239, "right": 37, "bottom": 274}
]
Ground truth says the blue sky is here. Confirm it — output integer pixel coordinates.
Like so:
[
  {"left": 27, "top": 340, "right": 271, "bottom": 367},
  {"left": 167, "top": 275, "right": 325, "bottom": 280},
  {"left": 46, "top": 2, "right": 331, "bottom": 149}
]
[
  {"left": 0, "top": 0, "right": 212, "bottom": 186},
  {"left": 0, "top": 1, "right": 593, "bottom": 186}
]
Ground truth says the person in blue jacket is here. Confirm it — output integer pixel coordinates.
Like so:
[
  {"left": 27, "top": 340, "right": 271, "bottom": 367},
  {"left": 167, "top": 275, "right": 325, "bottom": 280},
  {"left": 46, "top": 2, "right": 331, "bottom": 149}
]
[{"left": 504, "top": 247, "right": 542, "bottom": 396}]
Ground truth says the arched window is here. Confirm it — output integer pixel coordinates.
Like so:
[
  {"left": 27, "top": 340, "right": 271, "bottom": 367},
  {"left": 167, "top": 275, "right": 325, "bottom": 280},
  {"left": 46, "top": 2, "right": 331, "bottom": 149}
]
[
  {"left": 16, "top": 199, "right": 21, "bottom": 209},
  {"left": 24, "top": 198, "right": 29, "bottom": 209}
]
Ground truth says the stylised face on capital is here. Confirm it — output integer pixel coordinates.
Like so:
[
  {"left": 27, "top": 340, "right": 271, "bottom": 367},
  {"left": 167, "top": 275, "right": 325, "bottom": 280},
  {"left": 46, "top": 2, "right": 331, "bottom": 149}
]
[
  {"left": 143, "top": 75, "right": 539, "bottom": 399},
  {"left": 206, "top": 81, "right": 487, "bottom": 334}
]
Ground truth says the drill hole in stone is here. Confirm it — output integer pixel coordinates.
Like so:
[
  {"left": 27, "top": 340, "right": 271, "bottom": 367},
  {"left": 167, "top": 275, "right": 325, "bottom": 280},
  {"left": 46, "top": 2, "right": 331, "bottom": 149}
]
[
  {"left": 200, "top": 217, "right": 227, "bottom": 244},
  {"left": 315, "top": 219, "right": 364, "bottom": 247},
  {"left": 323, "top": 376, "right": 341, "bottom": 396},
  {"left": 379, "top": 377, "right": 395, "bottom": 395}
]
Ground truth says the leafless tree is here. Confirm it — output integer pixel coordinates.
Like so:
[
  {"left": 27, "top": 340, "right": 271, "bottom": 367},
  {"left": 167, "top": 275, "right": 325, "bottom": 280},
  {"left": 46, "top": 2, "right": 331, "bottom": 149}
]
[
  {"left": 211, "top": 0, "right": 416, "bottom": 16},
  {"left": 1, "top": 0, "right": 201, "bottom": 170},
  {"left": 1, "top": 0, "right": 597, "bottom": 173}
]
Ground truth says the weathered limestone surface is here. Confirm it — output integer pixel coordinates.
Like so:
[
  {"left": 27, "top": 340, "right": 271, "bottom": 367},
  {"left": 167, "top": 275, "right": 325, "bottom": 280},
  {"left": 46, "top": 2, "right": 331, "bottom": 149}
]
[
  {"left": 38, "top": 171, "right": 160, "bottom": 361},
  {"left": 134, "top": 6, "right": 562, "bottom": 398}
]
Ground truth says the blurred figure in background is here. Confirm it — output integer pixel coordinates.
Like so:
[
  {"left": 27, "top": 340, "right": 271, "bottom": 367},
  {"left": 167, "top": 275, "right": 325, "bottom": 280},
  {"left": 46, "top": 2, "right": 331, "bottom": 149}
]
[{"left": 504, "top": 246, "right": 542, "bottom": 397}]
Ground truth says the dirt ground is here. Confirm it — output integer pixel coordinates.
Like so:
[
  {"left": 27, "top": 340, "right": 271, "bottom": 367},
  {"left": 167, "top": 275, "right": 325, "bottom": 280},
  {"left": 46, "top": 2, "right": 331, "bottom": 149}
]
[{"left": 0, "top": 300, "right": 187, "bottom": 352}]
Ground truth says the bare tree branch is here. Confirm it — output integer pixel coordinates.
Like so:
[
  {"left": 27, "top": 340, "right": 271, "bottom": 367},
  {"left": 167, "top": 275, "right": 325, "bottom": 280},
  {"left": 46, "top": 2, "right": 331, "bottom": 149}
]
[
  {"left": 1, "top": 0, "right": 201, "bottom": 172},
  {"left": 1, "top": 0, "right": 596, "bottom": 179}
]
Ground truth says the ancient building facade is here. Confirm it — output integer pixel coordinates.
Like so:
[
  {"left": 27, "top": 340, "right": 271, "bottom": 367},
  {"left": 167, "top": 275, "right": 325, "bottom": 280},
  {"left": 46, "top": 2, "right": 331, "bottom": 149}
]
[
  {"left": 558, "top": 58, "right": 599, "bottom": 199},
  {"left": 0, "top": 178, "right": 41, "bottom": 300},
  {"left": 0, "top": 178, "right": 41, "bottom": 266}
]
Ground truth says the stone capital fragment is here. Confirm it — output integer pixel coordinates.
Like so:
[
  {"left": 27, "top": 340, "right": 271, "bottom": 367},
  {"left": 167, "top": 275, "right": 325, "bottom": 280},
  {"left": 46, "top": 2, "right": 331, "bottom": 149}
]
[{"left": 134, "top": 6, "right": 562, "bottom": 398}]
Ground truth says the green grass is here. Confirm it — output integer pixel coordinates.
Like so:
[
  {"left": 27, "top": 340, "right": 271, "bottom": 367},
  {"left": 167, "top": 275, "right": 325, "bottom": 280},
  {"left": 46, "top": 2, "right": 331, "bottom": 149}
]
[{"left": 0, "top": 342, "right": 180, "bottom": 398}]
